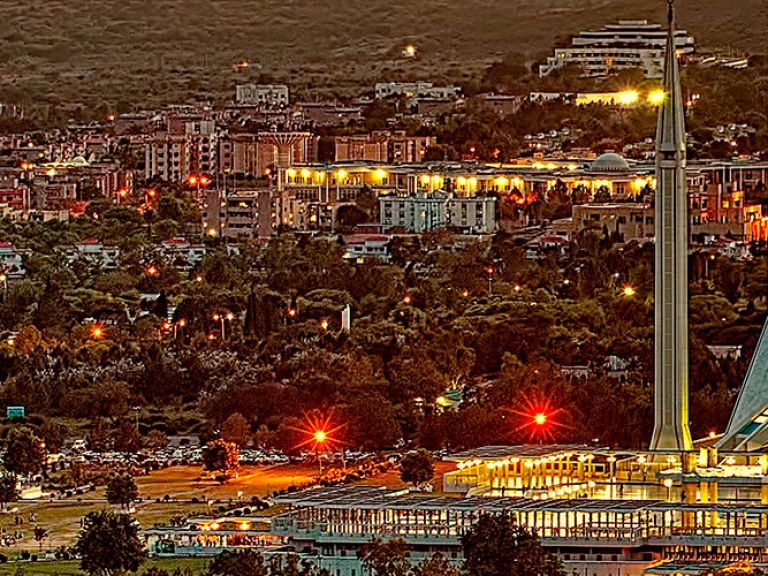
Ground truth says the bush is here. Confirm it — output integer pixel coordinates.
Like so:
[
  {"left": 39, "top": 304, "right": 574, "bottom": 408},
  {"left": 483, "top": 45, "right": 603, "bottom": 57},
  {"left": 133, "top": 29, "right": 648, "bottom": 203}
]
[{"left": 20, "top": 550, "right": 30, "bottom": 560}]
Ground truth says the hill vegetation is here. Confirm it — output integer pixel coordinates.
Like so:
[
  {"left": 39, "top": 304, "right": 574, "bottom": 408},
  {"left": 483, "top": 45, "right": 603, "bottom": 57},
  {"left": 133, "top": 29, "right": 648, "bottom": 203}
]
[{"left": 0, "top": 0, "right": 765, "bottom": 116}]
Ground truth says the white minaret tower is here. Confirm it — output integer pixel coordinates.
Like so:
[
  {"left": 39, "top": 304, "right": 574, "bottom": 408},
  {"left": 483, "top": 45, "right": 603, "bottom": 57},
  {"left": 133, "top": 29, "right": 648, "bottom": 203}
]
[{"left": 649, "top": 0, "right": 693, "bottom": 452}]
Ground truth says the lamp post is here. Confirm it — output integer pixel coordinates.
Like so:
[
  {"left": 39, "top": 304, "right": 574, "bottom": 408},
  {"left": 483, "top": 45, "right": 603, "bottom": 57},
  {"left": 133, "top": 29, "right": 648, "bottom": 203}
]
[
  {"left": 313, "top": 430, "right": 327, "bottom": 478},
  {"left": 0, "top": 272, "right": 7, "bottom": 300}
]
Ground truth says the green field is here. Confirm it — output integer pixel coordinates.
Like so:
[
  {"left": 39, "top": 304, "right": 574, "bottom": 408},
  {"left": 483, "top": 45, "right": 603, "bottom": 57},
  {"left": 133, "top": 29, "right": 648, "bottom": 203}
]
[
  {"left": 0, "top": 0, "right": 764, "bottom": 112},
  {"left": 0, "top": 557, "right": 208, "bottom": 576}
]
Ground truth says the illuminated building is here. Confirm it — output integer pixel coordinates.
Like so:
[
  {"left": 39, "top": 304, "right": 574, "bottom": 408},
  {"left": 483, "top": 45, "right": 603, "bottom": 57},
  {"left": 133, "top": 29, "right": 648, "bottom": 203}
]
[
  {"left": 235, "top": 84, "right": 289, "bottom": 107},
  {"left": 374, "top": 82, "right": 461, "bottom": 101},
  {"left": 539, "top": 19, "right": 694, "bottom": 78}
]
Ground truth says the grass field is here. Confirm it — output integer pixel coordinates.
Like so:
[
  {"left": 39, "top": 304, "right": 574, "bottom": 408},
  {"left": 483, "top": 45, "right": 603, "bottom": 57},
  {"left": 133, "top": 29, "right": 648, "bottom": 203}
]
[
  {"left": 0, "top": 557, "right": 209, "bottom": 576},
  {"left": 0, "top": 0, "right": 764, "bottom": 112},
  {"left": 0, "top": 460, "right": 455, "bottom": 556}
]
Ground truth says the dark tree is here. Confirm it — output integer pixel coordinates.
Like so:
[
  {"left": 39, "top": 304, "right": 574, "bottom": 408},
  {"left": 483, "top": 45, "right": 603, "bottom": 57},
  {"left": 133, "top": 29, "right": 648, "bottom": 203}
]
[
  {"left": 73, "top": 510, "right": 147, "bottom": 576},
  {"left": 358, "top": 538, "right": 411, "bottom": 576},
  {"left": 0, "top": 473, "right": 19, "bottom": 509},
  {"left": 207, "top": 550, "right": 267, "bottom": 576},
  {"left": 399, "top": 449, "right": 435, "bottom": 487},
  {"left": 105, "top": 474, "right": 139, "bottom": 509},
  {"left": 202, "top": 439, "right": 240, "bottom": 482},
  {"left": 462, "top": 512, "right": 565, "bottom": 576},
  {"left": 4, "top": 426, "right": 46, "bottom": 477},
  {"left": 33, "top": 525, "right": 48, "bottom": 551}
]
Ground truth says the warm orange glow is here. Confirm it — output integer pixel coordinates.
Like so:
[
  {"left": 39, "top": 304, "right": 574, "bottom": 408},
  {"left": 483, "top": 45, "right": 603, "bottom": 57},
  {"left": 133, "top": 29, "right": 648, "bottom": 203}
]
[
  {"left": 534, "top": 413, "right": 547, "bottom": 426},
  {"left": 313, "top": 430, "right": 327, "bottom": 443},
  {"left": 402, "top": 294, "right": 412, "bottom": 305},
  {"left": 287, "top": 308, "right": 297, "bottom": 318},
  {"left": 212, "top": 313, "right": 221, "bottom": 321},
  {"left": 188, "top": 176, "right": 198, "bottom": 186},
  {"left": 622, "top": 285, "right": 636, "bottom": 297},
  {"left": 90, "top": 325, "right": 103, "bottom": 339},
  {"left": 320, "top": 319, "right": 329, "bottom": 330},
  {"left": 147, "top": 189, "right": 157, "bottom": 197},
  {"left": 178, "top": 319, "right": 187, "bottom": 327},
  {"left": 200, "top": 176, "right": 210, "bottom": 186},
  {"left": 195, "top": 275, "right": 203, "bottom": 282},
  {"left": 145, "top": 265, "right": 159, "bottom": 277}
]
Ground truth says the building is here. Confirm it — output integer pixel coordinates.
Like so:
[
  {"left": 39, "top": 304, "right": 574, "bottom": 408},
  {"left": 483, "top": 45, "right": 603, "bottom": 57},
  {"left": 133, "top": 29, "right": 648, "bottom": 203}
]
[
  {"left": 334, "top": 132, "right": 435, "bottom": 163},
  {"left": 157, "top": 238, "right": 207, "bottom": 271},
  {"left": 374, "top": 83, "right": 461, "bottom": 100},
  {"left": 145, "top": 134, "right": 216, "bottom": 183},
  {"left": 343, "top": 235, "right": 391, "bottom": 263},
  {"left": 203, "top": 189, "right": 275, "bottom": 241},
  {"left": 0, "top": 242, "right": 29, "bottom": 278},
  {"left": 539, "top": 20, "right": 695, "bottom": 78},
  {"left": 235, "top": 84, "right": 290, "bottom": 107},
  {"left": 379, "top": 192, "right": 496, "bottom": 234},
  {"left": 67, "top": 239, "right": 120, "bottom": 270}
]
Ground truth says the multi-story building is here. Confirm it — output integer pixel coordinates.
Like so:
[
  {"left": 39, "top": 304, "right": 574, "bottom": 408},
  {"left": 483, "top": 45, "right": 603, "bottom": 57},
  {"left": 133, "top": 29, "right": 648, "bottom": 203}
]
[
  {"left": 539, "top": 20, "right": 695, "bottom": 78},
  {"left": 145, "top": 134, "right": 216, "bottom": 183},
  {"left": 379, "top": 192, "right": 496, "bottom": 234},
  {"left": 235, "top": 84, "right": 290, "bottom": 107},
  {"left": 217, "top": 132, "right": 318, "bottom": 179},
  {"left": 343, "top": 235, "right": 391, "bottom": 263},
  {"left": 202, "top": 189, "right": 275, "bottom": 241},
  {"left": 334, "top": 132, "right": 435, "bottom": 163},
  {"left": 374, "top": 82, "right": 461, "bottom": 100}
]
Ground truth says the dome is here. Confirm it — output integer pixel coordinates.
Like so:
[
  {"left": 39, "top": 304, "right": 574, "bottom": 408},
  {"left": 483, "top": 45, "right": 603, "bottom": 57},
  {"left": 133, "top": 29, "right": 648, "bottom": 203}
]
[
  {"left": 590, "top": 152, "right": 630, "bottom": 172},
  {"left": 70, "top": 156, "right": 90, "bottom": 167}
]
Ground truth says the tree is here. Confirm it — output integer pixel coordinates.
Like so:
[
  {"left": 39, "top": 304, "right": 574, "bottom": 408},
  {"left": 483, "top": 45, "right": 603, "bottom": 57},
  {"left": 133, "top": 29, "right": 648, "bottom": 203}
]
[
  {"left": 462, "top": 512, "right": 565, "bottom": 576},
  {"left": 399, "top": 449, "right": 434, "bottom": 487},
  {"left": 113, "top": 420, "right": 142, "bottom": 453},
  {"left": 73, "top": 510, "right": 147, "bottom": 576},
  {"left": 33, "top": 525, "right": 48, "bottom": 551},
  {"left": 358, "top": 539, "right": 411, "bottom": 576},
  {"left": 4, "top": 427, "right": 46, "bottom": 477},
  {"left": 0, "top": 473, "right": 19, "bottom": 509},
  {"left": 105, "top": 474, "right": 138, "bottom": 509},
  {"left": 202, "top": 439, "right": 240, "bottom": 482},
  {"left": 221, "top": 413, "right": 251, "bottom": 447},
  {"left": 412, "top": 554, "right": 460, "bottom": 576},
  {"left": 207, "top": 550, "right": 267, "bottom": 576}
]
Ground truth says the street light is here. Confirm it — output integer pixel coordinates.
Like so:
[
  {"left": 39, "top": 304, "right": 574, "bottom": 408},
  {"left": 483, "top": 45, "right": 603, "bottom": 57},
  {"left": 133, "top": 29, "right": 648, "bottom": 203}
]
[
  {"left": 90, "top": 324, "right": 104, "bottom": 340},
  {"left": 0, "top": 272, "right": 7, "bottom": 300},
  {"left": 622, "top": 285, "right": 636, "bottom": 297}
]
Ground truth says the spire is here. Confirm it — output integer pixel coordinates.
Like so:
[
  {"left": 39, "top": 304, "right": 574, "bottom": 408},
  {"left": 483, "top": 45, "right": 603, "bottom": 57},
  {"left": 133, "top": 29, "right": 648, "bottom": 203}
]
[{"left": 656, "top": 0, "right": 686, "bottom": 155}]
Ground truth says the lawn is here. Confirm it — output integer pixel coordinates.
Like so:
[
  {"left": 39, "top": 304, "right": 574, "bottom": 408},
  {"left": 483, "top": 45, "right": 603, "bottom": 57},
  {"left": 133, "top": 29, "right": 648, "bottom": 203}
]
[
  {"left": 0, "top": 459, "right": 453, "bottom": 556},
  {"left": 0, "top": 557, "right": 209, "bottom": 576}
]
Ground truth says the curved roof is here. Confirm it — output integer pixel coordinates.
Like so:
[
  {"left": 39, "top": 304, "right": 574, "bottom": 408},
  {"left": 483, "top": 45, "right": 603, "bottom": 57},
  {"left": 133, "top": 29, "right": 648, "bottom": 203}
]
[{"left": 590, "top": 152, "right": 630, "bottom": 172}]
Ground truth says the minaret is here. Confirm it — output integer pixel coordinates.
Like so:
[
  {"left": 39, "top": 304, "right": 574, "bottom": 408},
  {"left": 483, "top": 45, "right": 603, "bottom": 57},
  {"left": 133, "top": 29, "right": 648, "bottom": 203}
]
[{"left": 649, "top": 0, "right": 693, "bottom": 452}]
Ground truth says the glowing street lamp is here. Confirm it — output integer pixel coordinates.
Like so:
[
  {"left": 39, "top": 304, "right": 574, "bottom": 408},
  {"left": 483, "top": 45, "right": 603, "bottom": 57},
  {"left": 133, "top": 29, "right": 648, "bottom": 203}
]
[
  {"left": 534, "top": 413, "right": 547, "bottom": 426},
  {"left": 144, "top": 265, "right": 159, "bottom": 277},
  {"left": 622, "top": 285, "right": 636, "bottom": 297},
  {"left": 648, "top": 90, "right": 666, "bottom": 106},
  {"left": 90, "top": 325, "right": 104, "bottom": 340}
]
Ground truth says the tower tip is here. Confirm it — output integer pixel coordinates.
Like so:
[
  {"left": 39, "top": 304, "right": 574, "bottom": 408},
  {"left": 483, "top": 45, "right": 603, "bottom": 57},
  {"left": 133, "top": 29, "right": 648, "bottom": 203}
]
[{"left": 667, "top": 0, "right": 675, "bottom": 26}]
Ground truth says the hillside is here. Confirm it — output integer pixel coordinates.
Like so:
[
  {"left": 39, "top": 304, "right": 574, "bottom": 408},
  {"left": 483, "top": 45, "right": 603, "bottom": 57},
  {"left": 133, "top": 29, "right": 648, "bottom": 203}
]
[{"left": 0, "top": 0, "right": 765, "bottom": 113}]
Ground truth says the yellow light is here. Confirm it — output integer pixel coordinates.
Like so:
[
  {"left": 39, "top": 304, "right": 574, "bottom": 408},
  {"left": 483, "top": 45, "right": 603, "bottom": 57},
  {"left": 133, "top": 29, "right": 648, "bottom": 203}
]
[
  {"left": 468, "top": 177, "right": 477, "bottom": 188},
  {"left": 545, "top": 162, "right": 557, "bottom": 170},
  {"left": 420, "top": 175, "right": 430, "bottom": 185},
  {"left": 209, "top": 522, "right": 220, "bottom": 530},
  {"left": 373, "top": 168, "right": 387, "bottom": 180},
  {"left": 457, "top": 176, "right": 467, "bottom": 186},
  {"left": 435, "top": 396, "right": 449, "bottom": 406},
  {"left": 663, "top": 478, "right": 674, "bottom": 488},
  {"left": 335, "top": 169, "right": 348, "bottom": 181},
  {"left": 617, "top": 90, "right": 639, "bottom": 106},
  {"left": 300, "top": 168, "right": 311, "bottom": 178},
  {"left": 238, "top": 522, "right": 250, "bottom": 531},
  {"left": 286, "top": 169, "right": 296, "bottom": 177},
  {"left": 622, "top": 285, "right": 636, "bottom": 297},
  {"left": 494, "top": 176, "right": 509, "bottom": 187},
  {"left": 648, "top": 90, "right": 666, "bottom": 105},
  {"left": 709, "top": 431, "right": 717, "bottom": 439},
  {"left": 534, "top": 413, "right": 547, "bottom": 425},
  {"left": 567, "top": 164, "right": 578, "bottom": 171},
  {"left": 314, "top": 430, "right": 327, "bottom": 443},
  {"left": 532, "top": 162, "right": 545, "bottom": 170}
]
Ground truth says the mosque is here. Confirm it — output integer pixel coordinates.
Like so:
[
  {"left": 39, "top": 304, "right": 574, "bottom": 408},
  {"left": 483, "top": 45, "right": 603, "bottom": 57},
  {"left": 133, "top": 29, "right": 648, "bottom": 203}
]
[{"left": 146, "top": 3, "right": 768, "bottom": 574}]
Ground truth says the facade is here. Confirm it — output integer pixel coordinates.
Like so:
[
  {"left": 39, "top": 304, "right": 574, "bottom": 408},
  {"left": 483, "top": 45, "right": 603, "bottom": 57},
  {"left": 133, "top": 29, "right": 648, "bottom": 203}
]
[
  {"left": 145, "top": 134, "right": 216, "bottom": 182},
  {"left": 343, "top": 235, "right": 391, "bottom": 263},
  {"left": 539, "top": 20, "right": 695, "bottom": 78},
  {"left": 235, "top": 84, "right": 290, "bottom": 106},
  {"left": 335, "top": 132, "right": 435, "bottom": 163},
  {"left": 379, "top": 193, "right": 496, "bottom": 234},
  {"left": 203, "top": 189, "right": 275, "bottom": 241},
  {"left": 374, "top": 83, "right": 461, "bottom": 100}
]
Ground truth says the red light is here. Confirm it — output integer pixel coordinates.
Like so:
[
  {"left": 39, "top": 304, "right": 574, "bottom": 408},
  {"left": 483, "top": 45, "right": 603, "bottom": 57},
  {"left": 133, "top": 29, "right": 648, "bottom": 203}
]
[
  {"left": 147, "top": 189, "right": 157, "bottom": 197},
  {"left": 313, "top": 430, "right": 327, "bottom": 443},
  {"left": 403, "top": 294, "right": 412, "bottom": 304},
  {"left": 145, "top": 265, "right": 159, "bottom": 277},
  {"left": 485, "top": 266, "right": 494, "bottom": 275},
  {"left": 287, "top": 308, "right": 297, "bottom": 318},
  {"left": 534, "top": 413, "right": 547, "bottom": 426},
  {"left": 200, "top": 176, "right": 210, "bottom": 186},
  {"left": 188, "top": 176, "right": 198, "bottom": 186}
]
